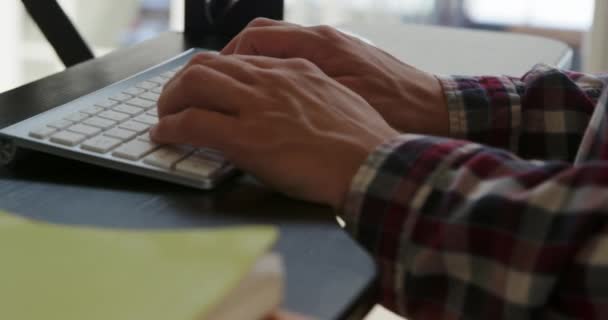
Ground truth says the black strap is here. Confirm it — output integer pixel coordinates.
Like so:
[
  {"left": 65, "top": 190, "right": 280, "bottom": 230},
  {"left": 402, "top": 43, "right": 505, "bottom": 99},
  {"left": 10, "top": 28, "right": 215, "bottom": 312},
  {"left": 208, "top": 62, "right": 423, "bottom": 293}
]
[
  {"left": 22, "top": 0, "right": 283, "bottom": 67},
  {"left": 22, "top": 0, "right": 94, "bottom": 68}
]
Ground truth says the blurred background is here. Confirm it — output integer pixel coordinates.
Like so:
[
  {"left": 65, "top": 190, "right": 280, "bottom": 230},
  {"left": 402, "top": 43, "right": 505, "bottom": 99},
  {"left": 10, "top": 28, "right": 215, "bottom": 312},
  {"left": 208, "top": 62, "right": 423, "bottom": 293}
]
[
  {"left": 0, "top": 0, "right": 603, "bottom": 93},
  {"left": 1, "top": 0, "right": 605, "bottom": 93},
  {"left": 0, "top": 0, "right": 605, "bottom": 319}
]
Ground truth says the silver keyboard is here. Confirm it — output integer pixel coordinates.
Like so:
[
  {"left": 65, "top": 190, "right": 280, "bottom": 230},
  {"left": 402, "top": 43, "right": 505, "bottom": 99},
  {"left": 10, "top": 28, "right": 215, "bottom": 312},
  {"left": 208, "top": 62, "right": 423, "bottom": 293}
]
[{"left": 0, "top": 49, "right": 236, "bottom": 189}]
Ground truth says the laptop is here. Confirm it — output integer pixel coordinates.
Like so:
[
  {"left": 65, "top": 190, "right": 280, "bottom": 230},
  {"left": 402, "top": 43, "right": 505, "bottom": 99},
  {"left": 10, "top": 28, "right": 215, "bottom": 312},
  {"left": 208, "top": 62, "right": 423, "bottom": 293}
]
[{"left": 0, "top": 49, "right": 237, "bottom": 190}]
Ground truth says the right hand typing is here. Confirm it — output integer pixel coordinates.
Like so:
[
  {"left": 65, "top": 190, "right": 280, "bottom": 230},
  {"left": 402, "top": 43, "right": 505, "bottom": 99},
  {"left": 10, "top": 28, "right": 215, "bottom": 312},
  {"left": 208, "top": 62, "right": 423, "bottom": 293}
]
[
  {"left": 153, "top": 53, "right": 399, "bottom": 209},
  {"left": 222, "top": 18, "right": 449, "bottom": 136}
]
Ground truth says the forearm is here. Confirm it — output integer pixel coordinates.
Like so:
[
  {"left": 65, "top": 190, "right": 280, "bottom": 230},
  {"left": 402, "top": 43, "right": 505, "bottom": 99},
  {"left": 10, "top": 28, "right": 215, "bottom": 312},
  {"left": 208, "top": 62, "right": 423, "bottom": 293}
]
[
  {"left": 441, "top": 66, "right": 608, "bottom": 161},
  {"left": 340, "top": 134, "right": 608, "bottom": 319}
]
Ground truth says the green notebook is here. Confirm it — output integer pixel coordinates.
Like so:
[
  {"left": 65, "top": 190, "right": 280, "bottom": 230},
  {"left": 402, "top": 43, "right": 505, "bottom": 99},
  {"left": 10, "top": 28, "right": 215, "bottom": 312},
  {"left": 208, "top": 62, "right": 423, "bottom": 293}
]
[{"left": 0, "top": 211, "right": 283, "bottom": 320}]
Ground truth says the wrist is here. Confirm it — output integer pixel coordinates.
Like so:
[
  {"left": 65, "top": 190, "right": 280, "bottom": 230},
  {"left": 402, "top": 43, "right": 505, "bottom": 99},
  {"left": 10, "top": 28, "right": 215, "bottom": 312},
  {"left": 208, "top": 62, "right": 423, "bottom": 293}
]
[
  {"left": 389, "top": 69, "right": 449, "bottom": 136},
  {"left": 332, "top": 127, "right": 400, "bottom": 210}
]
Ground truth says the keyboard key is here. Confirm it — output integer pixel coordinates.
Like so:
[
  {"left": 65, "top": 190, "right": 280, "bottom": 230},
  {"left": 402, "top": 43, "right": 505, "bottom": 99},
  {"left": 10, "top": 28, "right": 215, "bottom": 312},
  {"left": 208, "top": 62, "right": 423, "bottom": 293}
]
[
  {"left": 98, "top": 110, "right": 130, "bottom": 122},
  {"left": 80, "top": 106, "right": 105, "bottom": 115},
  {"left": 147, "top": 76, "right": 168, "bottom": 85},
  {"left": 137, "top": 133, "right": 152, "bottom": 142},
  {"left": 160, "top": 71, "right": 176, "bottom": 79},
  {"left": 29, "top": 126, "right": 57, "bottom": 139},
  {"left": 151, "top": 86, "right": 164, "bottom": 94},
  {"left": 96, "top": 99, "right": 119, "bottom": 108},
  {"left": 109, "top": 93, "right": 132, "bottom": 102},
  {"left": 112, "top": 140, "right": 159, "bottom": 161},
  {"left": 143, "top": 146, "right": 192, "bottom": 169},
  {"left": 47, "top": 119, "right": 74, "bottom": 130},
  {"left": 83, "top": 117, "right": 117, "bottom": 130},
  {"left": 175, "top": 152, "right": 224, "bottom": 178},
  {"left": 81, "top": 136, "right": 122, "bottom": 154},
  {"left": 198, "top": 148, "right": 226, "bottom": 162},
  {"left": 104, "top": 127, "right": 137, "bottom": 141},
  {"left": 135, "top": 81, "right": 158, "bottom": 90},
  {"left": 125, "top": 97, "right": 155, "bottom": 109},
  {"left": 67, "top": 124, "right": 102, "bottom": 137},
  {"left": 139, "top": 92, "right": 160, "bottom": 102},
  {"left": 133, "top": 114, "right": 158, "bottom": 126},
  {"left": 119, "top": 120, "right": 149, "bottom": 134},
  {"left": 50, "top": 131, "right": 86, "bottom": 146},
  {"left": 123, "top": 87, "right": 145, "bottom": 96},
  {"left": 146, "top": 108, "right": 158, "bottom": 117},
  {"left": 64, "top": 112, "right": 89, "bottom": 123},
  {"left": 113, "top": 104, "right": 144, "bottom": 116}
]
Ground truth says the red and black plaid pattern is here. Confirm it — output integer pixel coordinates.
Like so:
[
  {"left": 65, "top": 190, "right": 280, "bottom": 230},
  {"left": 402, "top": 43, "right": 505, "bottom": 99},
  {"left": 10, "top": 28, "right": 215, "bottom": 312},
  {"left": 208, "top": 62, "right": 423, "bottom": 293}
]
[{"left": 342, "top": 66, "right": 608, "bottom": 319}]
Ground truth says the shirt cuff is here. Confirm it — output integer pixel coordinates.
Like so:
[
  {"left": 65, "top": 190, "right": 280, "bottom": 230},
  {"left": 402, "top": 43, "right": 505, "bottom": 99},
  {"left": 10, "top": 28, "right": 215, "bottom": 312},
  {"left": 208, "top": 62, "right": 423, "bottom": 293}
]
[
  {"left": 438, "top": 75, "right": 523, "bottom": 140},
  {"left": 340, "top": 134, "right": 439, "bottom": 238}
]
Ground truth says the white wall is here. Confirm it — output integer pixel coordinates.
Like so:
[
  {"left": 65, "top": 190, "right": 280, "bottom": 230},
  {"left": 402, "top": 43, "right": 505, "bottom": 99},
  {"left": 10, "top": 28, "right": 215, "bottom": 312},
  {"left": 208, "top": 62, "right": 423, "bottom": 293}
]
[
  {"left": 0, "top": 1, "right": 139, "bottom": 93},
  {"left": 0, "top": 1, "right": 23, "bottom": 92},
  {"left": 585, "top": 0, "right": 608, "bottom": 72}
]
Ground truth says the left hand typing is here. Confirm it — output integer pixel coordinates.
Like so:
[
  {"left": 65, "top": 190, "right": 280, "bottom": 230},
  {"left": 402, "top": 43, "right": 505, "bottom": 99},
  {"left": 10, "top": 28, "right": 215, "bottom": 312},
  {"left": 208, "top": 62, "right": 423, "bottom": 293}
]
[{"left": 152, "top": 53, "right": 399, "bottom": 209}]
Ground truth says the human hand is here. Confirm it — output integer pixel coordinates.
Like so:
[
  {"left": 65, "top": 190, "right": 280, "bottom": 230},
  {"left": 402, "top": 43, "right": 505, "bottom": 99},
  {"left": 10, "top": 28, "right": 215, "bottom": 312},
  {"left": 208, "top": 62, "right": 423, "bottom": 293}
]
[
  {"left": 222, "top": 18, "right": 449, "bottom": 136},
  {"left": 152, "top": 53, "right": 399, "bottom": 209}
]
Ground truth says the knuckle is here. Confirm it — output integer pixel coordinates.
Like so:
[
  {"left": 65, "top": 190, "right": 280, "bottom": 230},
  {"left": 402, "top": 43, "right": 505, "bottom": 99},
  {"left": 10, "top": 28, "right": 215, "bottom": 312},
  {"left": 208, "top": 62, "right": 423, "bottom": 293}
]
[
  {"left": 239, "top": 27, "right": 257, "bottom": 41},
  {"left": 179, "top": 66, "right": 204, "bottom": 90},
  {"left": 176, "top": 69, "right": 205, "bottom": 106},
  {"left": 286, "top": 57, "right": 316, "bottom": 70},
  {"left": 248, "top": 17, "right": 275, "bottom": 28},
  {"left": 190, "top": 52, "right": 209, "bottom": 64},
  {"left": 312, "top": 25, "right": 340, "bottom": 39},
  {"left": 286, "top": 58, "right": 319, "bottom": 75}
]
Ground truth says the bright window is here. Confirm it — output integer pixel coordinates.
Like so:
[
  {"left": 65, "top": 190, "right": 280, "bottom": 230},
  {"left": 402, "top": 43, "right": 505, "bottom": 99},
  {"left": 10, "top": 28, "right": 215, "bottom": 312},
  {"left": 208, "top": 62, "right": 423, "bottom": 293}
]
[{"left": 464, "top": 0, "right": 595, "bottom": 30}]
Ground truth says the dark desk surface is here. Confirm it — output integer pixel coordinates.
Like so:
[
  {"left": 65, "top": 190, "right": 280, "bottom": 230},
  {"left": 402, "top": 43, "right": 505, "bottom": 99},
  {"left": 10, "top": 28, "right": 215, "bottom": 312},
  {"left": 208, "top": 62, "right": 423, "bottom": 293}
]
[{"left": 0, "top": 32, "right": 376, "bottom": 319}]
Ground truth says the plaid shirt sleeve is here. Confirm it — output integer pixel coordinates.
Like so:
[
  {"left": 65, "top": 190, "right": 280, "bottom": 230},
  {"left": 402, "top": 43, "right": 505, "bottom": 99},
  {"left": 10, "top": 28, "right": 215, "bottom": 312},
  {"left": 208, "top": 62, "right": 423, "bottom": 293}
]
[
  {"left": 340, "top": 67, "right": 608, "bottom": 319},
  {"left": 442, "top": 65, "right": 608, "bottom": 161}
]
